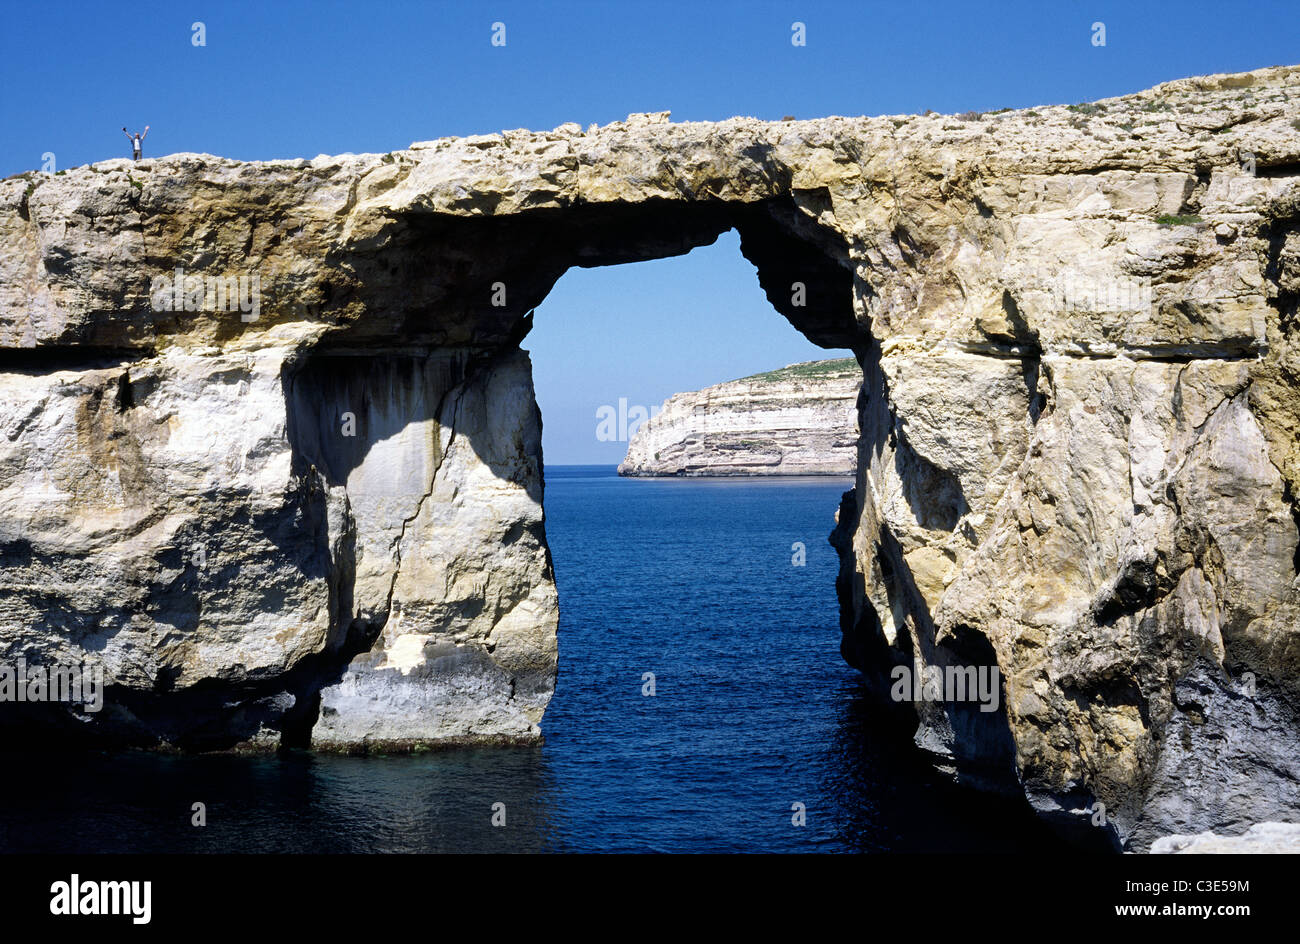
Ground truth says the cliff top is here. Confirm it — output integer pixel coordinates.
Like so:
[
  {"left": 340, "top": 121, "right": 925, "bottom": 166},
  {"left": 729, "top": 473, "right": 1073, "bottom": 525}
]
[{"left": 736, "top": 357, "right": 859, "bottom": 384}]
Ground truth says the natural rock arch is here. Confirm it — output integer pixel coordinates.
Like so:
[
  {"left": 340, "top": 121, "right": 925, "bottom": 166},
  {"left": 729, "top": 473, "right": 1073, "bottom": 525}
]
[
  {"left": 280, "top": 197, "right": 861, "bottom": 751},
  {"left": 3, "top": 65, "right": 1300, "bottom": 847}
]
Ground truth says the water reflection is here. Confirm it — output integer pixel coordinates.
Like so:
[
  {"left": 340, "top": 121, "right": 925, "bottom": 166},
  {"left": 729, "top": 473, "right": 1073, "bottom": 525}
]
[
  {"left": 0, "top": 680, "right": 1066, "bottom": 853},
  {"left": 0, "top": 747, "right": 561, "bottom": 853}
]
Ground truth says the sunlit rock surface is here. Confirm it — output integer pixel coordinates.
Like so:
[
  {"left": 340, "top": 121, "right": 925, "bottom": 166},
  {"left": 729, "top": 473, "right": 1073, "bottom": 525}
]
[
  {"left": 2, "top": 64, "right": 1299, "bottom": 849},
  {"left": 618, "top": 358, "right": 859, "bottom": 476},
  {"left": 1151, "top": 822, "right": 1300, "bottom": 853}
]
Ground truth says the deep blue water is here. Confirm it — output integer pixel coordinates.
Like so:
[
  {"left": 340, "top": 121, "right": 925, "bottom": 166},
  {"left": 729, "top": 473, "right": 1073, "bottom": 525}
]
[{"left": 0, "top": 466, "right": 1063, "bottom": 853}]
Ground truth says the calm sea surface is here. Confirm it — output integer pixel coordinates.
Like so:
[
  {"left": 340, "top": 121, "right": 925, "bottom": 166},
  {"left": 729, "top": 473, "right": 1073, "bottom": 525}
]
[{"left": 0, "top": 466, "right": 1063, "bottom": 853}]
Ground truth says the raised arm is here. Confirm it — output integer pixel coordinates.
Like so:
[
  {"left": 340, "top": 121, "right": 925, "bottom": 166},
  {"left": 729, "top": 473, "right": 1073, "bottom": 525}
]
[
  {"left": 123, "top": 127, "right": 133, "bottom": 139},
  {"left": 141, "top": 126, "right": 149, "bottom": 140}
]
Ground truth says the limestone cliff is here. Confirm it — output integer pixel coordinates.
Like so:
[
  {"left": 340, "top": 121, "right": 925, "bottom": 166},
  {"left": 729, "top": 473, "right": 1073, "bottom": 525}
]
[
  {"left": 2, "top": 64, "right": 1299, "bottom": 848},
  {"left": 618, "top": 358, "right": 859, "bottom": 476}
]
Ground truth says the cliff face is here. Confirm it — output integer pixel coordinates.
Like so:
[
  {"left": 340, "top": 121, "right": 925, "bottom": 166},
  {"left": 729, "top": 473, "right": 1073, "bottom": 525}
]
[
  {"left": 2, "top": 64, "right": 1299, "bottom": 846},
  {"left": 618, "top": 359, "right": 859, "bottom": 476}
]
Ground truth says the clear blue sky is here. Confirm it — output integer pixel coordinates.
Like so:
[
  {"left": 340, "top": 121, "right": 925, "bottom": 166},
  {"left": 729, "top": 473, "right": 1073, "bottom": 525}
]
[{"left": 3, "top": 1, "right": 1296, "bottom": 462}]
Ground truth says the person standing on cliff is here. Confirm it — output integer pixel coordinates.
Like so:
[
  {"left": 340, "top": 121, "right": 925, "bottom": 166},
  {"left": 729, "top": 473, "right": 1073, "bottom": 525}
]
[{"left": 122, "top": 125, "right": 149, "bottom": 160}]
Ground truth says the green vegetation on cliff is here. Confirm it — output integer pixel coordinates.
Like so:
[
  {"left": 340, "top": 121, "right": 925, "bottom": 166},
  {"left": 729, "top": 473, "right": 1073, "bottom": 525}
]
[{"left": 737, "top": 357, "right": 858, "bottom": 384}]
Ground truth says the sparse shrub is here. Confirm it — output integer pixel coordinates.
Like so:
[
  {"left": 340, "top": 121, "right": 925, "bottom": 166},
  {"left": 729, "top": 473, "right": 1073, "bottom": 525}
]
[
  {"left": 1068, "top": 102, "right": 1105, "bottom": 115},
  {"left": 956, "top": 111, "right": 983, "bottom": 122},
  {"left": 1156, "top": 214, "right": 1203, "bottom": 225},
  {"left": 743, "top": 359, "right": 858, "bottom": 383}
]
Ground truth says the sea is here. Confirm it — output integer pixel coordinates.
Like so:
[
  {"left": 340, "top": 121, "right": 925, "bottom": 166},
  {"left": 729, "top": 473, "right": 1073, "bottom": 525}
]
[{"left": 0, "top": 466, "right": 1064, "bottom": 853}]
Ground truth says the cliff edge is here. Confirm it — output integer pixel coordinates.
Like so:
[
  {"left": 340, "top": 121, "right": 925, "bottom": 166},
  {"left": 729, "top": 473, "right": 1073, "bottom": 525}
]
[{"left": 618, "top": 358, "right": 860, "bottom": 476}]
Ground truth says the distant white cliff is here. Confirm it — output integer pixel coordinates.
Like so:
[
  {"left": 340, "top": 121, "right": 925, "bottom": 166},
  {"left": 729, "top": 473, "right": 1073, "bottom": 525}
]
[{"left": 618, "top": 358, "right": 860, "bottom": 476}]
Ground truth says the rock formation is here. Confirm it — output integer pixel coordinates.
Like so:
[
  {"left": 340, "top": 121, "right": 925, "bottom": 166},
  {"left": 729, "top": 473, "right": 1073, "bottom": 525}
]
[
  {"left": 1151, "top": 821, "right": 1300, "bottom": 853},
  {"left": 2, "top": 64, "right": 1298, "bottom": 849},
  {"left": 618, "top": 358, "right": 859, "bottom": 476}
]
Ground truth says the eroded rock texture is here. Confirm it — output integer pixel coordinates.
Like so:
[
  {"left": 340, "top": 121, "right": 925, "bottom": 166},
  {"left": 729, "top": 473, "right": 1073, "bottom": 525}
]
[{"left": 1, "top": 65, "right": 1298, "bottom": 847}]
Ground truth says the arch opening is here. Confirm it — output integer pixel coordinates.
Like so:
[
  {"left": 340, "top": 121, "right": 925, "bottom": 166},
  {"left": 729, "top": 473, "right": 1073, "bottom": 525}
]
[{"left": 279, "top": 198, "right": 866, "bottom": 751}]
